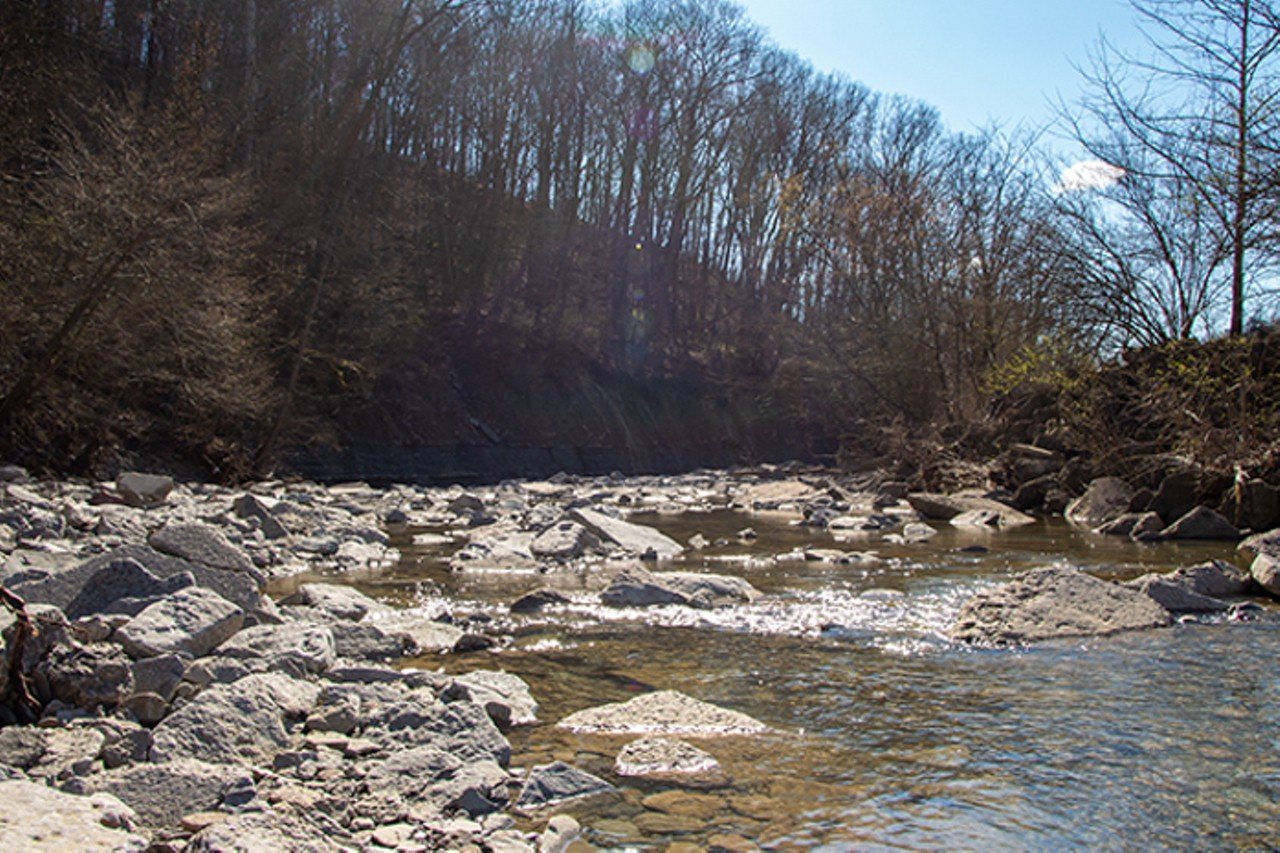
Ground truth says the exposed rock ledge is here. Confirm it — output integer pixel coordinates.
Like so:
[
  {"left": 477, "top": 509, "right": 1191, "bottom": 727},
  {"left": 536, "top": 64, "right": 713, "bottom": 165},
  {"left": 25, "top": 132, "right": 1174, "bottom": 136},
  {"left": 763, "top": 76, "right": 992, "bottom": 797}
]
[{"left": 951, "top": 566, "right": 1173, "bottom": 645}]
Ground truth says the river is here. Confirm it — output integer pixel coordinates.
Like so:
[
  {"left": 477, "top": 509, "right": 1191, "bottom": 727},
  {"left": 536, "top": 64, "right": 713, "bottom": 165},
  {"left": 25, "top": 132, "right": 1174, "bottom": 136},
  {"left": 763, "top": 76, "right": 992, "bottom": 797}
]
[{"left": 275, "top": 508, "right": 1280, "bottom": 850}]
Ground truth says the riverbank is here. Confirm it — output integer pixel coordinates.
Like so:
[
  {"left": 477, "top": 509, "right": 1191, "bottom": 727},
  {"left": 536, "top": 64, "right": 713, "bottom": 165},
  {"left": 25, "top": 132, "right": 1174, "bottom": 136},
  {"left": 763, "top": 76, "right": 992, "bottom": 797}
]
[{"left": 1, "top": 463, "right": 1278, "bottom": 849}]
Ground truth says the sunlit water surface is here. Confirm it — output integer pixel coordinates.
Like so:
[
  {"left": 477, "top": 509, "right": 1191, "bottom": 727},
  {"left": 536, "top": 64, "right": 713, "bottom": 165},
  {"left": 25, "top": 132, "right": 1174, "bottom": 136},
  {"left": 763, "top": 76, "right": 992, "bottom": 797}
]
[{"left": 274, "top": 512, "right": 1280, "bottom": 850}]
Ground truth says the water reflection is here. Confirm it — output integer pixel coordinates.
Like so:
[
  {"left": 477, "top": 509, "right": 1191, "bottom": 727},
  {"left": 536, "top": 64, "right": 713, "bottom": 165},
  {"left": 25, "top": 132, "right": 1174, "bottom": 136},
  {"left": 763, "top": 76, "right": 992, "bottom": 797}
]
[{"left": 275, "top": 510, "right": 1280, "bottom": 849}]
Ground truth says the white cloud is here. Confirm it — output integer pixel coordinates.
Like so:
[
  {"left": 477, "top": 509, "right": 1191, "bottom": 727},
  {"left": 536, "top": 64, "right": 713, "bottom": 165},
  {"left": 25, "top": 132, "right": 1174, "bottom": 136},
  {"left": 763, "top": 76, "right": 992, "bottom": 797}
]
[{"left": 1055, "top": 159, "right": 1125, "bottom": 193}]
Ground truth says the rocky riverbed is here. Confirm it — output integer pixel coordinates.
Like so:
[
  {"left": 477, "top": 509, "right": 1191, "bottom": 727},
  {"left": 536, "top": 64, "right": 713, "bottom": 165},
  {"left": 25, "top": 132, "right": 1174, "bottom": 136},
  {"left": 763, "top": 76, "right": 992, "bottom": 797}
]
[{"left": 0, "top": 462, "right": 1277, "bottom": 850}]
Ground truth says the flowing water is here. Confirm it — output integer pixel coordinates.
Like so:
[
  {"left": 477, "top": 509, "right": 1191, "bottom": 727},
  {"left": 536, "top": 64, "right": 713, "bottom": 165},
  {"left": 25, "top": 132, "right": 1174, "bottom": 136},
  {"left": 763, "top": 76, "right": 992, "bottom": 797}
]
[{"left": 279, "top": 512, "right": 1280, "bottom": 850}]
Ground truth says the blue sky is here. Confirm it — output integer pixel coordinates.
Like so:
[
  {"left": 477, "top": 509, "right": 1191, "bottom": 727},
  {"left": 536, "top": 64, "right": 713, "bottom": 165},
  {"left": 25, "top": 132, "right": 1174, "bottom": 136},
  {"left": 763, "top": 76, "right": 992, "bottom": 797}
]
[{"left": 737, "top": 0, "right": 1146, "bottom": 134}]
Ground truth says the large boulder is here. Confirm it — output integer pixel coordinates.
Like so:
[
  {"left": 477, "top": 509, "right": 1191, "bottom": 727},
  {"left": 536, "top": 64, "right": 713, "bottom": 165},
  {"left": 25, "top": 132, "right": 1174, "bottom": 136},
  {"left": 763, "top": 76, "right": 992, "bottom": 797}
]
[
  {"left": 83, "top": 758, "right": 250, "bottom": 830},
  {"left": 1251, "top": 552, "right": 1280, "bottom": 596},
  {"left": 0, "top": 780, "right": 146, "bottom": 851},
  {"left": 600, "top": 567, "right": 759, "bottom": 610},
  {"left": 277, "top": 583, "right": 385, "bottom": 622},
  {"left": 529, "top": 521, "right": 597, "bottom": 560},
  {"left": 1148, "top": 470, "right": 1200, "bottom": 524},
  {"left": 1239, "top": 527, "right": 1280, "bottom": 558},
  {"left": 907, "top": 493, "right": 1031, "bottom": 526},
  {"left": 115, "top": 472, "right": 174, "bottom": 508},
  {"left": 75, "top": 546, "right": 262, "bottom": 613},
  {"left": 1125, "top": 576, "right": 1229, "bottom": 613},
  {"left": 951, "top": 566, "right": 1173, "bottom": 645},
  {"left": 148, "top": 523, "right": 255, "bottom": 573},
  {"left": 63, "top": 557, "right": 193, "bottom": 619},
  {"left": 1219, "top": 478, "right": 1280, "bottom": 533},
  {"left": 1163, "top": 560, "right": 1255, "bottom": 598},
  {"left": 558, "top": 690, "right": 770, "bottom": 736},
  {"left": 365, "top": 695, "right": 511, "bottom": 767},
  {"left": 569, "top": 508, "right": 683, "bottom": 559},
  {"left": 116, "top": 587, "right": 244, "bottom": 659},
  {"left": 1156, "top": 506, "right": 1241, "bottom": 541},
  {"left": 150, "top": 673, "right": 319, "bottom": 765},
  {"left": 445, "top": 671, "right": 538, "bottom": 729},
  {"left": 214, "top": 622, "right": 337, "bottom": 675},
  {"left": 1065, "top": 478, "right": 1134, "bottom": 528}
]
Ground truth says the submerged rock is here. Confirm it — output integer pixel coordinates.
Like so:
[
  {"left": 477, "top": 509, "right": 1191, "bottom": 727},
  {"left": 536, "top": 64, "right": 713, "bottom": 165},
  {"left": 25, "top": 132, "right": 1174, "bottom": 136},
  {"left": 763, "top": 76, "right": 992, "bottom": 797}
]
[
  {"left": 509, "top": 588, "right": 570, "bottom": 614},
  {"left": 558, "top": 690, "right": 770, "bottom": 735},
  {"left": 951, "top": 566, "right": 1172, "bottom": 645},
  {"left": 614, "top": 736, "right": 724, "bottom": 782}
]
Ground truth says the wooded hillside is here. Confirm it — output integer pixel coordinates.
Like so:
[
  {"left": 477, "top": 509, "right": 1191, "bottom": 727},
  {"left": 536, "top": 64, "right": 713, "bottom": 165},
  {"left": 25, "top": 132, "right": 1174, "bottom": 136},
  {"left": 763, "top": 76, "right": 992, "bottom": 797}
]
[{"left": 2, "top": 0, "right": 1276, "bottom": 480}]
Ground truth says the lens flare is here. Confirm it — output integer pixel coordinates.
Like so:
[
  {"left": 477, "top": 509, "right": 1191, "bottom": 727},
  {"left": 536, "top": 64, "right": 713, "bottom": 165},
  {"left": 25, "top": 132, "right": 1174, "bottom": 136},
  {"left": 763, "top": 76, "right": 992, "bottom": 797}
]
[{"left": 627, "top": 44, "right": 655, "bottom": 74}]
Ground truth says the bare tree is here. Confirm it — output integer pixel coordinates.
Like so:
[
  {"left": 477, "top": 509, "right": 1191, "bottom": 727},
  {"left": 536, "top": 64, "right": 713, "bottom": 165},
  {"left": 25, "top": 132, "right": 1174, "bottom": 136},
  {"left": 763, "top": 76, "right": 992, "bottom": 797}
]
[{"left": 1064, "top": 0, "right": 1280, "bottom": 336}]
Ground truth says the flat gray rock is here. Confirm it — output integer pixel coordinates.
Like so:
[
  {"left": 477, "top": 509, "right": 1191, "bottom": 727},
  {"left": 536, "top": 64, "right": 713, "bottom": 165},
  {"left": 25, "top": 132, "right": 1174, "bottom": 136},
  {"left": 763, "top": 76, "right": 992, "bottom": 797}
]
[
  {"left": 950, "top": 506, "right": 1035, "bottom": 529},
  {"left": 150, "top": 673, "right": 319, "bottom": 765},
  {"left": 0, "top": 727, "right": 105, "bottom": 780},
  {"left": 0, "top": 780, "right": 146, "bottom": 851},
  {"left": 187, "top": 811, "right": 339, "bottom": 853},
  {"left": 1126, "top": 575, "right": 1229, "bottom": 613},
  {"left": 449, "top": 528, "right": 538, "bottom": 571},
  {"left": 148, "top": 523, "right": 255, "bottom": 573},
  {"left": 370, "top": 616, "right": 464, "bottom": 654},
  {"left": 215, "top": 622, "right": 336, "bottom": 674},
  {"left": 558, "top": 690, "right": 770, "bottom": 736},
  {"left": 514, "top": 761, "right": 614, "bottom": 810},
  {"left": 530, "top": 521, "right": 596, "bottom": 560},
  {"left": 951, "top": 566, "right": 1173, "bottom": 645},
  {"left": 569, "top": 508, "right": 683, "bottom": 558},
  {"left": 447, "top": 671, "right": 538, "bottom": 729},
  {"left": 84, "top": 758, "right": 249, "bottom": 829},
  {"left": 63, "top": 557, "right": 193, "bottom": 619},
  {"left": 116, "top": 587, "right": 244, "bottom": 659},
  {"left": 600, "top": 567, "right": 759, "bottom": 610},
  {"left": 366, "top": 696, "right": 511, "bottom": 767},
  {"left": 278, "top": 583, "right": 385, "bottom": 621}
]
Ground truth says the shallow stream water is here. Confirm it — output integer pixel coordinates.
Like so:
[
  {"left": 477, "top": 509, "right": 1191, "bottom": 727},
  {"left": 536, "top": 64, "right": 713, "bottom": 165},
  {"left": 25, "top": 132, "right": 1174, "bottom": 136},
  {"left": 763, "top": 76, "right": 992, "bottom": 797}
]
[{"left": 279, "top": 511, "right": 1280, "bottom": 850}]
